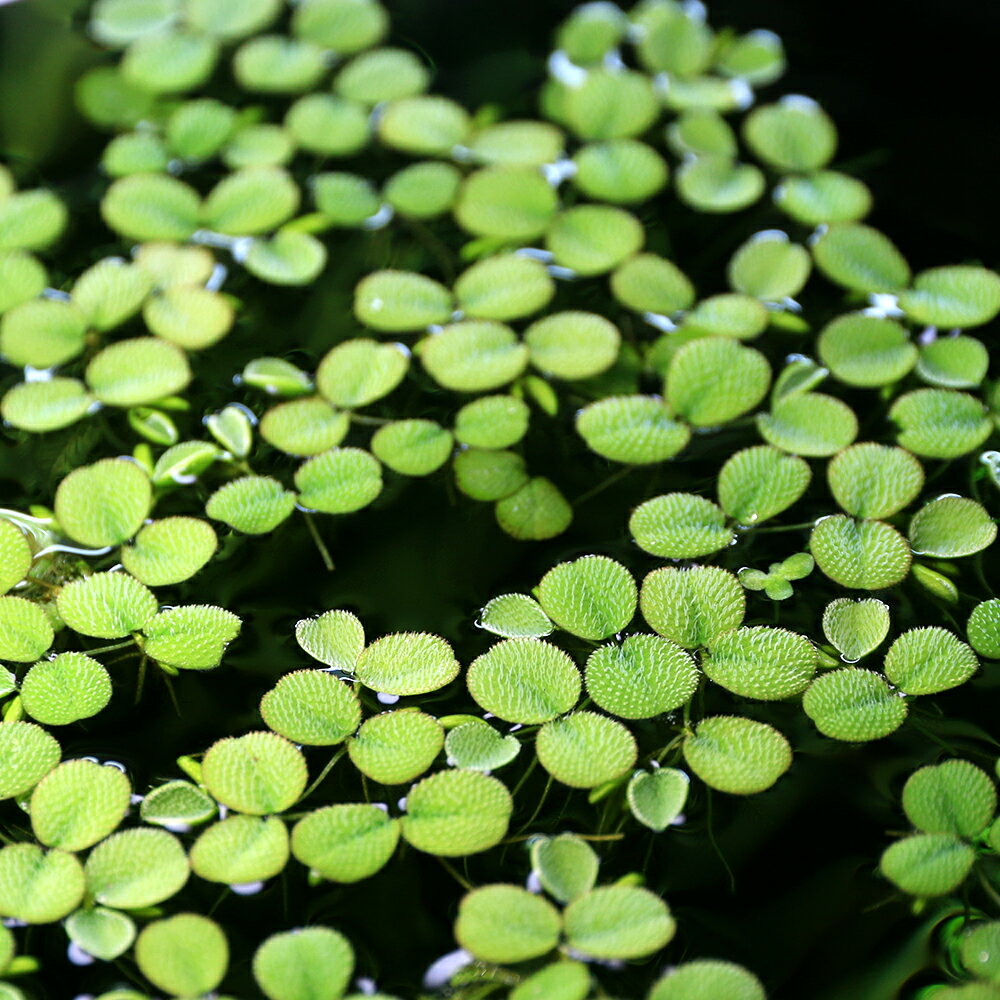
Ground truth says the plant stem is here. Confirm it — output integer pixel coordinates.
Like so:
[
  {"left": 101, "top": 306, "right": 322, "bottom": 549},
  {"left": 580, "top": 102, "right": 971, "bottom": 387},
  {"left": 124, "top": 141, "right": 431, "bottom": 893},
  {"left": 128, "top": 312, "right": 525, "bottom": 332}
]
[
  {"left": 436, "top": 856, "right": 474, "bottom": 891},
  {"left": 573, "top": 465, "right": 636, "bottom": 506},
  {"left": 302, "top": 511, "right": 335, "bottom": 571},
  {"left": 297, "top": 748, "right": 346, "bottom": 803},
  {"left": 86, "top": 638, "right": 137, "bottom": 656}
]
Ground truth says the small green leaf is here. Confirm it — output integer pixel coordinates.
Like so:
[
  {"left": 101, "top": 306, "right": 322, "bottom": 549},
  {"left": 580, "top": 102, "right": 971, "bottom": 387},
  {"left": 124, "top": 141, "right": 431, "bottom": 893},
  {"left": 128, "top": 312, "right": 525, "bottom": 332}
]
[
  {"left": 206, "top": 475, "right": 298, "bottom": 534},
  {"left": 454, "top": 395, "right": 530, "bottom": 451},
  {"left": 121, "top": 517, "right": 217, "bottom": 586},
  {"left": 812, "top": 223, "right": 911, "bottom": 293},
  {"left": 135, "top": 914, "right": 228, "bottom": 998},
  {"left": 420, "top": 321, "right": 529, "bottom": 392},
  {"left": 292, "top": 803, "right": 400, "bottom": 883},
  {"left": 122, "top": 30, "right": 218, "bottom": 93},
  {"left": 142, "top": 604, "right": 241, "bottom": 670},
  {"left": 144, "top": 286, "right": 235, "bottom": 351},
  {"left": 285, "top": 95, "right": 369, "bottom": 157},
  {"left": 585, "top": 635, "right": 698, "bottom": 719},
  {"left": 968, "top": 599, "right": 1000, "bottom": 659},
  {"left": 189, "top": 814, "right": 290, "bottom": 884},
  {"left": 30, "top": 759, "right": 131, "bottom": 851},
  {"left": 295, "top": 610, "right": 364, "bottom": 671},
  {"left": 0, "top": 190, "right": 68, "bottom": 251},
  {"left": 253, "top": 926, "right": 354, "bottom": 1000},
  {"left": 445, "top": 720, "right": 520, "bottom": 772},
  {"left": 546, "top": 205, "right": 644, "bottom": 276},
  {"left": 902, "top": 759, "right": 996, "bottom": 838},
  {"left": 0, "top": 520, "right": 31, "bottom": 596},
  {"left": 261, "top": 670, "right": 361, "bottom": 745},
  {"left": 370, "top": 420, "right": 453, "bottom": 476},
  {"left": 454, "top": 167, "right": 558, "bottom": 240},
  {"left": 828, "top": 444, "right": 924, "bottom": 519},
  {"left": 85, "top": 828, "right": 189, "bottom": 908},
  {"left": 629, "top": 493, "right": 734, "bottom": 559},
  {"left": 909, "top": 496, "right": 997, "bottom": 558},
  {"left": 202, "top": 732, "right": 308, "bottom": 814},
  {"left": 774, "top": 170, "right": 872, "bottom": 226},
  {"left": 56, "top": 572, "right": 157, "bottom": 640},
  {"left": 72, "top": 259, "right": 152, "bottom": 332},
  {"left": 563, "top": 885, "right": 674, "bottom": 960},
  {"left": 627, "top": 768, "right": 689, "bottom": 832},
  {"left": 312, "top": 172, "right": 380, "bottom": 226},
  {"left": 818, "top": 313, "right": 916, "bottom": 387},
  {"left": 54, "top": 458, "right": 152, "bottom": 548},
  {"left": 510, "top": 961, "right": 590, "bottom": 1000},
  {"left": 881, "top": 833, "right": 974, "bottom": 896},
  {"left": 0, "top": 596, "right": 54, "bottom": 661},
  {"left": 718, "top": 445, "right": 811, "bottom": 525},
  {"left": 233, "top": 34, "right": 327, "bottom": 92},
  {"left": 572, "top": 139, "right": 668, "bottom": 204},
  {"left": 639, "top": 566, "right": 745, "bottom": 649},
  {"left": 316, "top": 339, "right": 408, "bottom": 409},
  {"left": 101, "top": 174, "right": 201, "bottom": 243},
  {"left": 757, "top": 392, "right": 858, "bottom": 457},
  {"left": 648, "top": 960, "right": 766, "bottom": 1000},
  {"left": 703, "top": 626, "right": 816, "bottom": 701},
  {"left": 525, "top": 312, "right": 621, "bottom": 381},
  {"left": 802, "top": 668, "right": 908, "bottom": 741},
  {"left": 557, "top": 68, "right": 658, "bottom": 139},
  {"left": 141, "top": 780, "right": 216, "bottom": 829},
  {"left": 536, "top": 711, "right": 637, "bottom": 788},
  {"left": 899, "top": 266, "right": 1000, "bottom": 329},
  {"left": 383, "top": 161, "right": 461, "bottom": 220},
  {"left": 958, "top": 923, "right": 1000, "bottom": 984},
  {"left": 467, "top": 638, "right": 580, "bottom": 724},
  {"left": 0, "top": 845, "right": 84, "bottom": 923},
  {"left": 675, "top": 156, "right": 765, "bottom": 213},
  {"left": 576, "top": 395, "right": 690, "bottom": 465},
  {"left": 822, "top": 598, "right": 891, "bottom": 661},
  {"left": 454, "top": 449, "right": 528, "bottom": 502},
  {"left": 455, "top": 884, "right": 561, "bottom": 964},
  {"left": 477, "top": 594, "right": 553, "bottom": 639},
  {"left": 244, "top": 231, "right": 328, "bottom": 286},
  {"left": 743, "top": 98, "right": 837, "bottom": 172},
  {"left": 531, "top": 833, "right": 598, "bottom": 904},
  {"left": 347, "top": 709, "right": 443, "bottom": 785},
  {"left": 666, "top": 337, "right": 770, "bottom": 426},
  {"left": 681, "top": 294, "right": 770, "bottom": 340},
  {"left": 294, "top": 448, "right": 383, "bottom": 514},
  {"left": 356, "top": 632, "right": 459, "bottom": 696},
  {"left": 917, "top": 335, "right": 989, "bottom": 389},
  {"left": 610, "top": 253, "right": 694, "bottom": 315},
  {"left": 335, "top": 47, "right": 429, "bottom": 105},
  {"left": 537, "top": 555, "right": 636, "bottom": 641},
  {"left": 1, "top": 378, "right": 93, "bottom": 432},
  {"left": 727, "top": 232, "right": 812, "bottom": 301},
  {"left": 377, "top": 95, "right": 470, "bottom": 155},
  {"left": 0, "top": 299, "right": 87, "bottom": 368},
  {"left": 890, "top": 389, "right": 993, "bottom": 459},
  {"left": 355, "top": 270, "right": 453, "bottom": 332},
  {"left": 20, "top": 652, "right": 111, "bottom": 726},
  {"left": 66, "top": 907, "right": 136, "bottom": 962},
  {"left": 0, "top": 721, "right": 60, "bottom": 800},
  {"left": 883, "top": 627, "right": 978, "bottom": 696},
  {"left": 683, "top": 715, "right": 792, "bottom": 794},
  {"left": 453, "top": 254, "right": 554, "bottom": 321},
  {"left": 810, "top": 515, "right": 911, "bottom": 590},
  {"left": 495, "top": 477, "right": 573, "bottom": 540},
  {"left": 86, "top": 337, "right": 192, "bottom": 407},
  {"left": 0, "top": 249, "right": 47, "bottom": 314},
  {"left": 203, "top": 166, "right": 300, "bottom": 236}
]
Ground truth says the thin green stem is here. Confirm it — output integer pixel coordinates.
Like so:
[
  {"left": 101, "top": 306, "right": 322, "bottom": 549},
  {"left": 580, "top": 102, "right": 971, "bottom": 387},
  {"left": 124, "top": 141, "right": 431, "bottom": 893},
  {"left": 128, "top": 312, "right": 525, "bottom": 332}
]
[
  {"left": 297, "top": 748, "right": 346, "bottom": 803},
  {"left": 516, "top": 775, "right": 553, "bottom": 835},
  {"left": 134, "top": 654, "right": 147, "bottom": 705},
  {"left": 706, "top": 789, "right": 736, "bottom": 893},
  {"left": 302, "top": 511, "right": 335, "bottom": 572},
  {"left": 749, "top": 520, "right": 817, "bottom": 534},
  {"left": 573, "top": 465, "right": 636, "bottom": 506},
  {"left": 85, "top": 639, "right": 137, "bottom": 656},
  {"left": 436, "top": 856, "right": 474, "bottom": 892},
  {"left": 349, "top": 413, "right": 393, "bottom": 427},
  {"left": 977, "top": 865, "right": 1000, "bottom": 913}
]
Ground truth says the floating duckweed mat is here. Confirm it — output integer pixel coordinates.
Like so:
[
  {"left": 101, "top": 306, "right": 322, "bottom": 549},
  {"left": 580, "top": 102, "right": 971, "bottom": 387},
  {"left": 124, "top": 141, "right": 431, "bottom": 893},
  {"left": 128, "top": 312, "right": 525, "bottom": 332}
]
[{"left": 0, "top": 1, "right": 998, "bottom": 998}]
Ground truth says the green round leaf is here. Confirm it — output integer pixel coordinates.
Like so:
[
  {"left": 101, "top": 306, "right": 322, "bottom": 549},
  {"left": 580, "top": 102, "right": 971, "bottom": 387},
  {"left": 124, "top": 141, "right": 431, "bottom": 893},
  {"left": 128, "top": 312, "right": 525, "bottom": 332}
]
[
  {"left": 66, "top": 907, "right": 136, "bottom": 962},
  {"left": 453, "top": 254, "right": 554, "bottom": 321},
  {"left": 291, "top": 803, "right": 399, "bottom": 883},
  {"left": 881, "top": 833, "right": 974, "bottom": 896},
  {"left": 727, "top": 232, "right": 812, "bottom": 301},
  {"left": 629, "top": 493, "right": 734, "bottom": 559},
  {"left": 233, "top": 34, "right": 328, "bottom": 93},
  {"left": 495, "top": 477, "right": 573, "bottom": 540},
  {"left": 0, "top": 520, "right": 31, "bottom": 595},
  {"left": 477, "top": 593, "right": 553, "bottom": 640},
  {"left": 559, "top": 69, "right": 658, "bottom": 140},
  {"left": 86, "top": 337, "right": 191, "bottom": 407},
  {"left": 336, "top": 47, "right": 429, "bottom": 105},
  {"left": 294, "top": 448, "right": 383, "bottom": 515},
  {"left": 454, "top": 167, "right": 558, "bottom": 240},
  {"left": 903, "top": 759, "right": 996, "bottom": 838},
  {"left": 356, "top": 631, "right": 459, "bottom": 696},
  {"left": 0, "top": 190, "right": 67, "bottom": 251},
  {"left": 317, "top": 339, "right": 408, "bottom": 409},
  {"left": 55, "top": 458, "right": 152, "bottom": 548},
  {"left": 524, "top": 311, "right": 620, "bottom": 380},
  {"left": 585, "top": 635, "right": 697, "bottom": 719},
  {"left": 467, "top": 638, "right": 580, "bottom": 724},
  {"left": 828, "top": 443, "right": 924, "bottom": 519},
  {"left": 121, "top": 516, "right": 217, "bottom": 586},
  {"left": 202, "top": 732, "right": 308, "bottom": 814},
  {"left": 21, "top": 651, "right": 111, "bottom": 725},
  {"left": 683, "top": 715, "right": 792, "bottom": 794},
  {"left": 675, "top": 156, "right": 765, "bottom": 213},
  {"left": 30, "top": 759, "right": 130, "bottom": 851},
  {"left": 206, "top": 475, "right": 297, "bottom": 534},
  {"left": 546, "top": 205, "right": 644, "bottom": 276},
  {"left": 56, "top": 572, "right": 157, "bottom": 639},
  {"left": 703, "top": 626, "right": 816, "bottom": 701},
  {"left": 466, "top": 119, "right": 563, "bottom": 167},
  {"left": 640, "top": 566, "right": 745, "bottom": 649},
  {"left": 400, "top": 769, "right": 512, "bottom": 856},
  {"left": 421, "top": 320, "right": 530, "bottom": 393},
  {"left": 968, "top": 599, "right": 1000, "bottom": 659},
  {"left": 0, "top": 721, "right": 60, "bottom": 800},
  {"left": 203, "top": 167, "right": 300, "bottom": 236},
  {"left": 253, "top": 926, "right": 353, "bottom": 1000},
  {"left": 101, "top": 174, "right": 200, "bottom": 243},
  {"left": 743, "top": 98, "right": 837, "bottom": 171},
  {"left": 899, "top": 266, "right": 1000, "bottom": 329},
  {"left": 455, "top": 885, "right": 561, "bottom": 964},
  {"left": 572, "top": 139, "right": 667, "bottom": 204},
  {"left": 817, "top": 313, "right": 916, "bottom": 387},
  {"left": 370, "top": 420, "right": 452, "bottom": 476},
  {"left": 262, "top": 670, "right": 360, "bottom": 746},
  {"left": 0, "top": 845, "right": 84, "bottom": 923},
  {"left": 909, "top": 496, "right": 997, "bottom": 558},
  {"left": 774, "top": 170, "right": 873, "bottom": 226},
  {"left": 890, "top": 389, "right": 992, "bottom": 459},
  {"left": 883, "top": 627, "right": 978, "bottom": 696},
  {"left": 312, "top": 172, "right": 380, "bottom": 227},
  {"left": 718, "top": 445, "right": 811, "bottom": 525},
  {"left": 610, "top": 253, "right": 695, "bottom": 315},
  {"left": 536, "top": 711, "right": 636, "bottom": 788},
  {"left": 190, "top": 814, "right": 289, "bottom": 884},
  {"left": 511, "top": 961, "right": 590, "bottom": 1000},
  {"left": 377, "top": 92, "right": 470, "bottom": 154},
  {"left": 445, "top": 719, "right": 520, "bottom": 772},
  {"left": 822, "top": 598, "right": 892, "bottom": 662},
  {"left": 135, "top": 914, "right": 228, "bottom": 998},
  {"left": 295, "top": 610, "right": 364, "bottom": 671},
  {"left": 0, "top": 596, "right": 54, "bottom": 661},
  {"left": 666, "top": 337, "right": 770, "bottom": 427},
  {"left": 85, "top": 828, "right": 189, "bottom": 908},
  {"left": 810, "top": 515, "right": 911, "bottom": 590},
  {"left": 627, "top": 768, "right": 689, "bottom": 832},
  {"left": 757, "top": 392, "right": 859, "bottom": 457},
  {"left": 812, "top": 223, "right": 911, "bottom": 293},
  {"left": 917, "top": 335, "right": 989, "bottom": 389},
  {"left": 285, "top": 95, "right": 369, "bottom": 156},
  {"left": 576, "top": 395, "right": 691, "bottom": 464},
  {"left": 648, "top": 960, "right": 766, "bottom": 1000},
  {"left": 144, "top": 286, "right": 234, "bottom": 351},
  {"left": 354, "top": 270, "right": 453, "bottom": 332},
  {"left": 383, "top": 161, "right": 461, "bottom": 220},
  {"left": 122, "top": 30, "right": 218, "bottom": 93},
  {"left": 0, "top": 299, "right": 86, "bottom": 368},
  {"left": 454, "top": 395, "right": 530, "bottom": 450},
  {"left": 681, "top": 294, "right": 770, "bottom": 340},
  {"left": 347, "top": 709, "right": 443, "bottom": 785},
  {"left": 0, "top": 249, "right": 47, "bottom": 314},
  {"left": 141, "top": 780, "right": 216, "bottom": 829},
  {"left": 142, "top": 603, "right": 241, "bottom": 670},
  {"left": 454, "top": 449, "right": 529, "bottom": 502},
  {"left": 244, "top": 231, "right": 328, "bottom": 286},
  {"left": 537, "top": 555, "right": 636, "bottom": 641},
  {"left": 563, "top": 885, "right": 674, "bottom": 960},
  {"left": 802, "top": 668, "right": 908, "bottom": 741}
]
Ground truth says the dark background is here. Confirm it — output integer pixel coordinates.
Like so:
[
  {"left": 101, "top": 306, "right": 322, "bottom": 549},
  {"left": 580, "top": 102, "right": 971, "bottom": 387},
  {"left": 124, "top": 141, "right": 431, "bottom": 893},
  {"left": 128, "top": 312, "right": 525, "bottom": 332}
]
[{"left": 0, "top": 2, "right": 998, "bottom": 999}]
